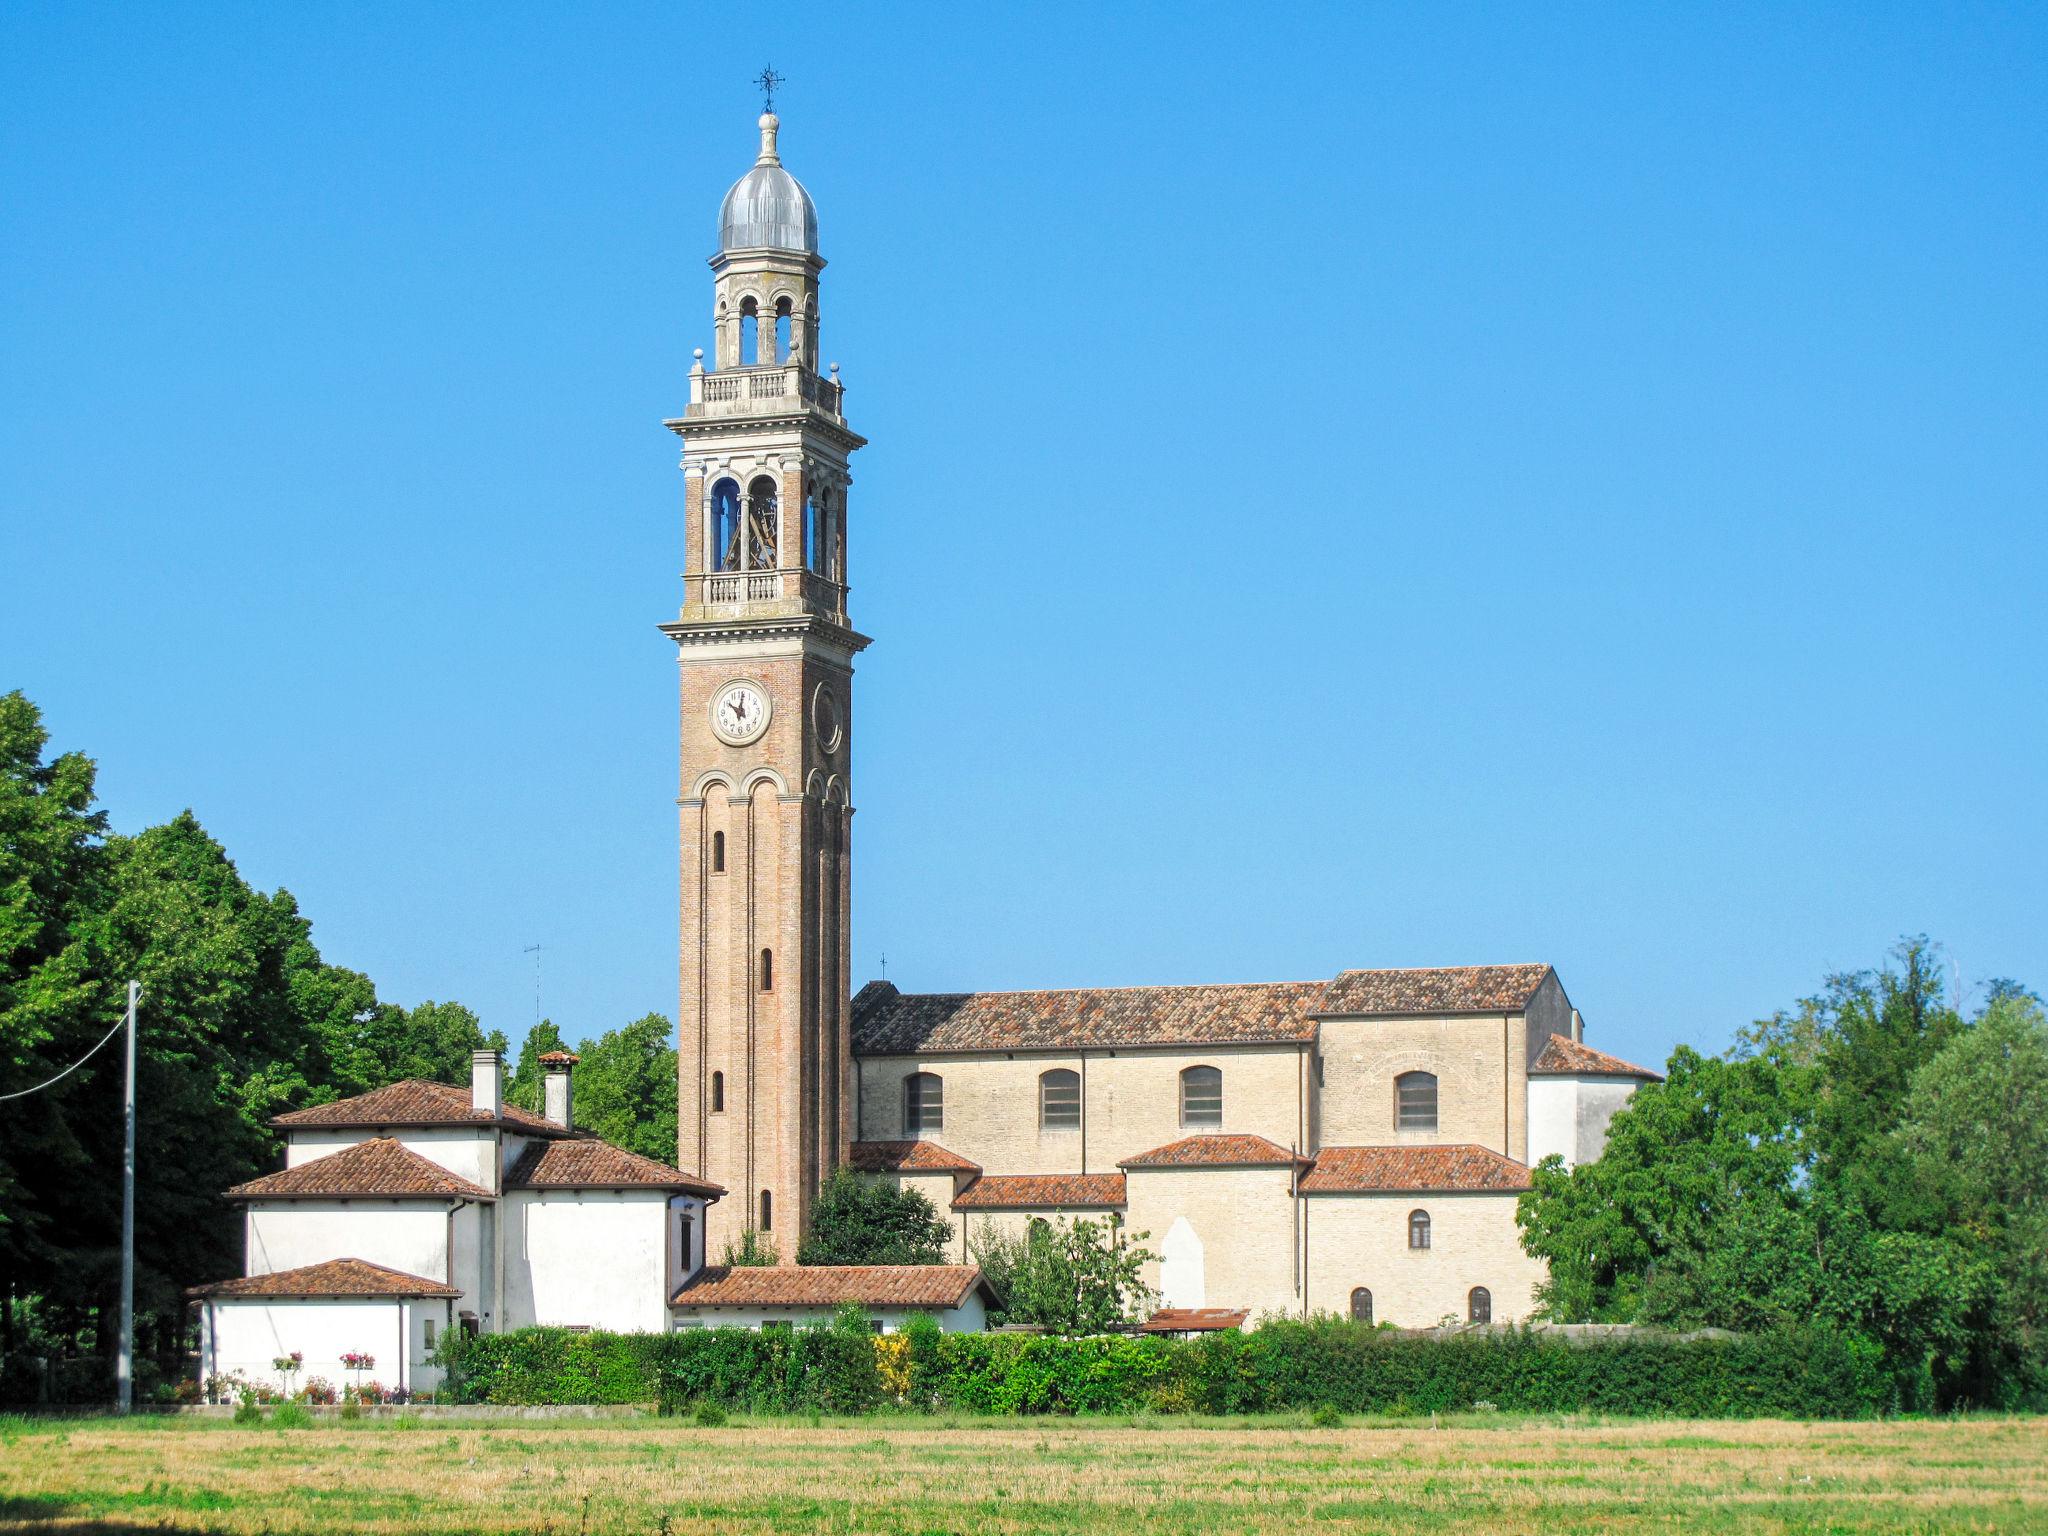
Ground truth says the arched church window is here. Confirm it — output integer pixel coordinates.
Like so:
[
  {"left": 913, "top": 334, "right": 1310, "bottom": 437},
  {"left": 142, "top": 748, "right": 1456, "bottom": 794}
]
[
  {"left": 1408, "top": 1209, "right": 1431, "bottom": 1250},
  {"left": 1350, "top": 1287, "right": 1372, "bottom": 1324},
  {"left": 710, "top": 1071, "right": 725, "bottom": 1113},
  {"left": 1468, "top": 1286, "right": 1491, "bottom": 1324},
  {"left": 1395, "top": 1071, "right": 1438, "bottom": 1133},
  {"left": 759, "top": 948, "right": 773, "bottom": 992},
  {"left": 1039, "top": 1069, "right": 1080, "bottom": 1130},
  {"left": 711, "top": 830, "right": 726, "bottom": 873},
  {"left": 774, "top": 296, "right": 793, "bottom": 363},
  {"left": 1179, "top": 1065, "right": 1222, "bottom": 1127},
  {"left": 710, "top": 480, "right": 742, "bottom": 573},
  {"left": 745, "top": 476, "right": 778, "bottom": 569},
  {"left": 739, "top": 297, "right": 760, "bottom": 366},
  {"left": 904, "top": 1072, "right": 943, "bottom": 1134}
]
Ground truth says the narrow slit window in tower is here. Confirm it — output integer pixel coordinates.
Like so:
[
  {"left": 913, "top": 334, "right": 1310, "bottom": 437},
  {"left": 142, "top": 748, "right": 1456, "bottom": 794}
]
[
  {"left": 710, "top": 1071, "right": 724, "bottom": 1113},
  {"left": 759, "top": 1189, "right": 772, "bottom": 1231},
  {"left": 759, "top": 948, "right": 773, "bottom": 992},
  {"left": 711, "top": 830, "right": 725, "bottom": 873}
]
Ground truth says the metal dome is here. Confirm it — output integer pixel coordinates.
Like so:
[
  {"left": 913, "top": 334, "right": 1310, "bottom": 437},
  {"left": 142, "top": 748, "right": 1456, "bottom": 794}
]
[{"left": 717, "top": 114, "right": 818, "bottom": 255}]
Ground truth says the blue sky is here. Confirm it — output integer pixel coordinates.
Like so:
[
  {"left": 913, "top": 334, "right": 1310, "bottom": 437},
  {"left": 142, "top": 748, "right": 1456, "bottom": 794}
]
[{"left": 4, "top": 3, "right": 2043, "bottom": 1071}]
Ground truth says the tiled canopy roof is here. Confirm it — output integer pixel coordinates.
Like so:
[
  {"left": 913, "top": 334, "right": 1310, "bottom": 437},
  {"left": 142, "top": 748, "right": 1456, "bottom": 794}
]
[
  {"left": 1317, "top": 965, "right": 1554, "bottom": 1017},
  {"left": 1121, "top": 1134, "right": 1303, "bottom": 1169},
  {"left": 848, "top": 1140, "right": 982, "bottom": 1174},
  {"left": 851, "top": 980, "right": 1323, "bottom": 1055},
  {"left": 1143, "top": 1307, "right": 1250, "bottom": 1334},
  {"left": 187, "top": 1258, "right": 460, "bottom": 1300},
  {"left": 1530, "top": 1035, "right": 1662, "bottom": 1080},
  {"left": 225, "top": 1138, "right": 494, "bottom": 1201},
  {"left": 506, "top": 1138, "right": 723, "bottom": 1196},
  {"left": 951, "top": 1173, "right": 1126, "bottom": 1210},
  {"left": 1299, "top": 1144, "right": 1533, "bottom": 1195},
  {"left": 272, "top": 1078, "right": 564, "bottom": 1136},
  {"left": 672, "top": 1265, "right": 990, "bottom": 1309}
]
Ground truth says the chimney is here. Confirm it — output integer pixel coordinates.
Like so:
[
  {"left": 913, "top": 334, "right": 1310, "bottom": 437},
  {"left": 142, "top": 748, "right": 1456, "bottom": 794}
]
[
  {"left": 1570, "top": 1009, "right": 1584, "bottom": 1043},
  {"left": 471, "top": 1048, "right": 503, "bottom": 1118},
  {"left": 540, "top": 1051, "right": 579, "bottom": 1131}
]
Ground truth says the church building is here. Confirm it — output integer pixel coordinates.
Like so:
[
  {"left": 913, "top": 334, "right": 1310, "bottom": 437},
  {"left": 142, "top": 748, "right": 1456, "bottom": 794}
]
[{"left": 664, "top": 108, "right": 1661, "bottom": 1328}]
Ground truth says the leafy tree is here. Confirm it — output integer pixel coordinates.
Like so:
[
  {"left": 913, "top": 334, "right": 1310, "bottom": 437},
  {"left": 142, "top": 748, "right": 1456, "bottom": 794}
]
[
  {"left": 969, "top": 1215, "right": 1156, "bottom": 1335},
  {"left": 504, "top": 1019, "right": 568, "bottom": 1115},
  {"left": 719, "top": 1228, "right": 779, "bottom": 1266},
  {"left": 798, "top": 1168, "right": 952, "bottom": 1265},
  {"left": 571, "top": 1012, "right": 677, "bottom": 1163}
]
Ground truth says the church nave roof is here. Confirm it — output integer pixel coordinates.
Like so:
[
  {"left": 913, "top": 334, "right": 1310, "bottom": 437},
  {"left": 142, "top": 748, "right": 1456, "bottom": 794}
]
[
  {"left": 1298, "top": 1144, "right": 1534, "bottom": 1195},
  {"left": 951, "top": 1173, "right": 1126, "bottom": 1210}
]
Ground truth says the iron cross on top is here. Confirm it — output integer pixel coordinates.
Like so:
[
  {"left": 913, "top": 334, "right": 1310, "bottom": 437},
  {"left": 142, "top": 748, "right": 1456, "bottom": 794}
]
[{"left": 754, "top": 66, "right": 786, "bottom": 113}]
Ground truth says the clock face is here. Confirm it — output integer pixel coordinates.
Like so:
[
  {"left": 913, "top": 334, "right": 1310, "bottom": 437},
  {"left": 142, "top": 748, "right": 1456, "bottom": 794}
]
[{"left": 710, "top": 681, "right": 770, "bottom": 746}]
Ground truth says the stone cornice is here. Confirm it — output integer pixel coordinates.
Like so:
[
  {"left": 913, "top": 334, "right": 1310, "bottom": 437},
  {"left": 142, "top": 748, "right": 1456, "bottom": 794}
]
[
  {"left": 658, "top": 611, "right": 872, "bottom": 656},
  {"left": 663, "top": 412, "right": 867, "bottom": 454}
]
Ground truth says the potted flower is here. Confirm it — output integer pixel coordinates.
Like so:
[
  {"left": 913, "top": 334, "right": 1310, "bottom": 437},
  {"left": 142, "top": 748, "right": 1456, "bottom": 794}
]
[
  {"left": 339, "top": 1351, "right": 376, "bottom": 1401},
  {"left": 271, "top": 1352, "right": 302, "bottom": 1397}
]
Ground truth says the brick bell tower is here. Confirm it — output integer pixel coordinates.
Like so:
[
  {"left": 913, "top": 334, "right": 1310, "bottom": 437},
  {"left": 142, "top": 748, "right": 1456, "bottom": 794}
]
[{"left": 660, "top": 106, "right": 867, "bottom": 1256}]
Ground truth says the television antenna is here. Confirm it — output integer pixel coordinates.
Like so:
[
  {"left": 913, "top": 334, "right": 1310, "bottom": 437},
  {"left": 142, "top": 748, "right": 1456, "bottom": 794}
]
[{"left": 522, "top": 943, "right": 543, "bottom": 1027}]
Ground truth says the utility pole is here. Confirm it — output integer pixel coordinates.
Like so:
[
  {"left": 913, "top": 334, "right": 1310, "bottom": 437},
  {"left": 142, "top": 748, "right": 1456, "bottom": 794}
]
[{"left": 116, "top": 980, "right": 139, "bottom": 1414}]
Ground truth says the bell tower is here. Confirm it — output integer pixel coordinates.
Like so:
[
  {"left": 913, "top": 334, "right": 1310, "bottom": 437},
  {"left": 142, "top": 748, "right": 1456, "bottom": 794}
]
[{"left": 661, "top": 106, "right": 867, "bottom": 1257}]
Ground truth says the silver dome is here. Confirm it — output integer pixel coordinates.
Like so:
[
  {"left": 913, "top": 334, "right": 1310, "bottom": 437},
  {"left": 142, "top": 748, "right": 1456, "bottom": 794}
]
[{"left": 717, "top": 114, "right": 818, "bottom": 254}]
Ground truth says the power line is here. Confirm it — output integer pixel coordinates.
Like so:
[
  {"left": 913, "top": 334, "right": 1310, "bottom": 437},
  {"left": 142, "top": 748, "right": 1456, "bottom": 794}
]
[{"left": 0, "top": 1008, "right": 128, "bottom": 1101}]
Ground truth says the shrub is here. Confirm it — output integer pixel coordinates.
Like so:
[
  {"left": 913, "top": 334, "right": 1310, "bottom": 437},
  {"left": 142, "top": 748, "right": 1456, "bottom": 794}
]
[
  {"left": 1310, "top": 1403, "right": 1343, "bottom": 1428},
  {"left": 232, "top": 1392, "right": 263, "bottom": 1425},
  {"left": 692, "top": 1399, "right": 727, "bottom": 1426},
  {"left": 271, "top": 1401, "right": 314, "bottom": 1429},
  {"left": 799, "top": 1169, "right": 953, "bottom": 1265}
]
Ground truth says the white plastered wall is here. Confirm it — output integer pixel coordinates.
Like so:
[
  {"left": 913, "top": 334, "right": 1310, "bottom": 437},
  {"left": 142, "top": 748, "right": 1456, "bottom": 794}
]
[
  {"left": 502, "top": 1191, "right": 674, "bottom": 1332},
  {"left": 1123, "top": 1166, "right": 1297, "bottom": 1318},
  {"left": 197, "top": 1296, "right": 448, "bottom": 1396},
  {"left": 244, "top": 1202, "right": 450, "bottom": 1282},
  {"left": 283, "top": 1127, "right": 497, "bottom": 1190}
]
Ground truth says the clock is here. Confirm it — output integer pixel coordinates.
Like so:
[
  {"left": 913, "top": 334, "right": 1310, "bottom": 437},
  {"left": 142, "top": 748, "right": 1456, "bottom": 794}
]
[
  {"left": 812, "top": 683, "right": 843, "bottom": 755},
  {"left": 709, "top": 680, "right": 771, "bottom": 746}
]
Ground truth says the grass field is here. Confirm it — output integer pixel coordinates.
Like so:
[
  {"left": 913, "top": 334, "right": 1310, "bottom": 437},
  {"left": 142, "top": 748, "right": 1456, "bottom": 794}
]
[{"left": 1, "top": 1411, "right": 2044, "bottom": 1534}]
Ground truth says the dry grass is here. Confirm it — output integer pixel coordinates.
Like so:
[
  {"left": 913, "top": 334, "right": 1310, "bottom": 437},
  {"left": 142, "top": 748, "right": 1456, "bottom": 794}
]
[{"left": 1, "top": 1411, "right": 2044, "bottom": 1534}]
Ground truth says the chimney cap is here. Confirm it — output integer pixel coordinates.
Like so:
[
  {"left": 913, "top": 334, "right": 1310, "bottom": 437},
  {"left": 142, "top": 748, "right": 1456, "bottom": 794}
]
[{"left": 539, "top": 1051, "right": 580, "bottom": 1068}]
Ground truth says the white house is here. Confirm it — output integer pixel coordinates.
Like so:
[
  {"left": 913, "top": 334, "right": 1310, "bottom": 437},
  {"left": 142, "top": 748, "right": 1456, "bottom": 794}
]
[{"left": 191, "top": 1049, "right": 721, "bottom": 1395}]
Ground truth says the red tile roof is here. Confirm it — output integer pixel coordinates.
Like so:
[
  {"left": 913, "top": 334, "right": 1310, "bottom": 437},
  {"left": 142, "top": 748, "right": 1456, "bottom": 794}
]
[
  {"left": 225, "top": 1138, "right": 495, "bottom": 1201},
  {"left": 1317, "top": 965, "right": 1554, "bottom": 1017},
  {"left": 951, "top": 1173, "right": 1126, "bottom": 1210},
  {"left": 506, "top": 1138, "right": 723, "bottom": 1196},
  {"left": 187, "top": 1257, "right": 460, "bottom": 1300},
  {"left": 272, "top": 1078, "right": 564, "bottom": 1136},
  {"left": 1121, "top": 1134, "right": 1304, "bottom": 1169},
  {"left": 851, "top": 979, "right": 1323, "bottom": 1054},
  {"left": 1530, "top": 1035, "right": 1662, "bottom": 1080},
  {"left": 1299, "top": 1144, "right": 1533, "bottom": 1194},
  {"left": 847, "top": 1140, "right": 981, "bottom": 1175},
  {"left": 1143, "top": 1307, "right": 1250, "bottom": 1334},
  {"left": 671, "top": 1265, "right": 990, "bottom": 1309}
]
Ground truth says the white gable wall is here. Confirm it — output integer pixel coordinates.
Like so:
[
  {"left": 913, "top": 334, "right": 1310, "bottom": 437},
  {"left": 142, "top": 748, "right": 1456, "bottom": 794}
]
[
  {"left": 245, "top": 1202, "right": 450, "bottom": 1283},
  {"left": 280, "top": 1127, "right": 498, "bottom": 1190},
  {"left": 1527, "top": 1075, "right": 1641, "bottom": 1170},
  {"left": 198, "top": 1297, "right": 449, "bottom": 1397}
]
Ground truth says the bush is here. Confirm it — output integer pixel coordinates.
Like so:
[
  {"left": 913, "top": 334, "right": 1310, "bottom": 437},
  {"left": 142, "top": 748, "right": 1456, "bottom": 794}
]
[
  {"left": 232, "top": 1392, "right": 263, "bottom": 1425},
  {"left": 1310, "top": 1403, "right": 1343, "bottom": 1428},
  {"left": 452, "top": 1319, "right": 1892, "bottom": 1420},
  {"left": 692, "top": 1399, "right": 727, "bottom": 1426},
  {"left": 271, "top": 1401, "right": 314, "bottom": 1429}
]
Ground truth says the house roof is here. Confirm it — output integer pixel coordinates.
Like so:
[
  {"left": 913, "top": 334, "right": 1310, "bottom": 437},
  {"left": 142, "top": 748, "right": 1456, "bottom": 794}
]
[
  {"left": 671, "top": 1264, "right": 991, "bottom": 1310},
  {"left": 1142, "top": 1307, "right": 1250, "bottom": 1334},
  {"left": 951, "top": 1173, "right": 1127, "bottom": 1210},
  {"left": 505, "top": 1138, "right": 723, "bottom": 1196},
  {"left": 1299, "top": 1144, "right": 1534, "bottom": 1195},
  {"left": 1316, "top": 964, "right": 1554, "bottom": 1017},
  {"left": 1530, "top": 1035, "right": 1662, "bottom": 1081},
  {"left": 847, "top": 1140, "right": 981, "bottom": 1175},
  {"left": 187, "top": 1257, "right": 460, "bottom": 1300},
  {"left": 271, "top": 1078, "right": 566, "bottom": 1137},
  {"left": 224, "top": 1137, "right": 495, "bottom": 1202},
  {"left": 1121, "top": 1134, "right": 1304, "bottom": 1170},
  {"left": 851, "top": 979, "right": 1323, "bottom": 1055}
]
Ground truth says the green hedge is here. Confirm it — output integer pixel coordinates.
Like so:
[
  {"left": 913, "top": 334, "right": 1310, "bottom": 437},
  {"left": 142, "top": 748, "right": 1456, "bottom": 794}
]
[{"left": 438, "top": 1318, "right": 1891, "bottom": 1419}]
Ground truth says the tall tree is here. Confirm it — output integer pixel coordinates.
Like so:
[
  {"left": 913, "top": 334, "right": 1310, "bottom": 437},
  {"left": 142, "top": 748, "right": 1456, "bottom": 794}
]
[
  {"left": 570, "top": 1012, "right": 677, "bottom": 1162},
  {"left": 798, "top": 1168, "right": 952, "bottom": 1265}
]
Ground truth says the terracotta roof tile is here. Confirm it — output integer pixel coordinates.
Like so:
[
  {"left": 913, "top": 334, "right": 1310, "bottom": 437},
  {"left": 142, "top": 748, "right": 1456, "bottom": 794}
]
[
  {"left": 272, "top": 1078, "right": 564, "bottom": 1136},
  {"left": 671, "top": 1265, "right": 988, "bottom": 1309},
  {"left": 851, "top": 979, "right": 1322, "bottom": 1055},
  {"left": 1317, "top": 965, "right": 1554, "bottom": 1017},
  {"left": 506, "top": 1137, "right": 723, "bottom": 1195},
  {"left": 1121, "top": 1134, "right": 1303, "bottom": 1169},
  {"left": 225, "top": 1138, "right": 495, "bottom": 1201},
  {"left": 1143, "top": 1307, "right": 1250, "bottom": 1333},
  {"left": 1530, "top": 1035, "right": 1662, "bottom": 1080},
  {"left": 1299, "top": 1144, "right": 1533, "bottom": 1194},
  {"left": 951, "top": 1173, "right": 1126, "bottom": 1210},
  {"left": 187, "top": 1257, "right": 461, "bottom": 1300},
  {"left": 847, "top": 1140, "right": 981, "bottom": 1174}
]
